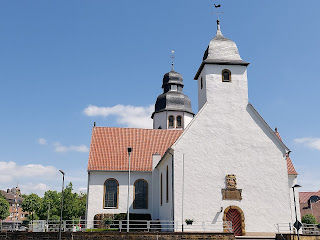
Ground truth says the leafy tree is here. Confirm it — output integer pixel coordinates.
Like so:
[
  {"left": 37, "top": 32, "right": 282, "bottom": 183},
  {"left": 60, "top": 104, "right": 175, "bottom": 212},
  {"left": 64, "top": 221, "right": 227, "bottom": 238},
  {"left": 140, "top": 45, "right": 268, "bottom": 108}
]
[
  {"left": 37, "top": 190, "right": 61, "bottom": 220},
  {"left": 0, "top": 197, "right": 10, "bottom": 220},
  {"left": 302, "top": 214, "right": 317, "bottom": 224},
  {"left": 61, "top": 183, "right": 86, "bottom": 220},
  {"left": 22, "top": 193, "right": 41, "bottom": 221},
  {"left": 31, "top": 182, "right": 87, "bottom": 221}
]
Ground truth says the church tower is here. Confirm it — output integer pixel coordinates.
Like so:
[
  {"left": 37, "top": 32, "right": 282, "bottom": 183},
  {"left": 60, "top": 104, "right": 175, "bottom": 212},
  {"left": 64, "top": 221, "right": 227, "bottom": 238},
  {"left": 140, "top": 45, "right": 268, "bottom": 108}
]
[
  {"left": 152, "top": 65, "right": 194, "bottom": 129},
  {"left": 194, "top": 20, "right": 250, "bottom": 110}
]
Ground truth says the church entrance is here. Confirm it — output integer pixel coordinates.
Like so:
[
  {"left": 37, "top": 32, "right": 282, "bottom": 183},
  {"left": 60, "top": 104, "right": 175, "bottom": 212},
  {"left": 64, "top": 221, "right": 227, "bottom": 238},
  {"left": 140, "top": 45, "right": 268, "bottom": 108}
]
[{"left": 223, "top": 206, "right": 245, "bottom": 236}]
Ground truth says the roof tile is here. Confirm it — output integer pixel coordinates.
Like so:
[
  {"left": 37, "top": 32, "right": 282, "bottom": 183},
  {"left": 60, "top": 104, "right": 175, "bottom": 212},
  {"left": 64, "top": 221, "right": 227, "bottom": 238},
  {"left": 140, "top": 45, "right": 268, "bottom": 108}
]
[
  {"left": 274, "top": 130, "right": 298, "bottom": 175},
  {"left": 88, "top": 127, "right": 182, "bottom": 172}
]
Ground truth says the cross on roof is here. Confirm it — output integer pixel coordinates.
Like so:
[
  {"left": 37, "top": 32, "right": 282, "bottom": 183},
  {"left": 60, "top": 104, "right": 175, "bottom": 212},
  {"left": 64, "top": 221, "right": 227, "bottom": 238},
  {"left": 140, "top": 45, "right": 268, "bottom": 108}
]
[
  {"left": 170, "top": 50, "right": 175, "bottom": 70},
  {"left": 211, "top": 3, "right": 224, "bottom": 21}
]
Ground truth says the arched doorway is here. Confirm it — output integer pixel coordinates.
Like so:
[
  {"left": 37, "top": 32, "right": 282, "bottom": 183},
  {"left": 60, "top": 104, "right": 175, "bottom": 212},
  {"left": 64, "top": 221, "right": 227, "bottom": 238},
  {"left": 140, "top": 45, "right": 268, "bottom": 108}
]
[{"left": 223, "top": 206, "right": 245, "bottom": 236}]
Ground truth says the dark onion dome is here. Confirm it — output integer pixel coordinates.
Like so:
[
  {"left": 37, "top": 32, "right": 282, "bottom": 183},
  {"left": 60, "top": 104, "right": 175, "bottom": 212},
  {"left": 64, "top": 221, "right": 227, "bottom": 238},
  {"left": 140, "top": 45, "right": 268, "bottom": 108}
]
[
  {"left": 152, "top": 69, "right": 194, "bottom": 119},
  {"left": 162, "top": 70, "right": 184, "bottom": 88}
]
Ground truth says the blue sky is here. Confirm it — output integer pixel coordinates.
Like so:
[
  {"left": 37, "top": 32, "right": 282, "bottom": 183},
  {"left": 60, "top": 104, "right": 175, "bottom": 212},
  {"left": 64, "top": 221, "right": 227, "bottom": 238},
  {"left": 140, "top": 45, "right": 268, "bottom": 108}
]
[{"left": 0, "top": 0, "right": 319, "bottom": 196}]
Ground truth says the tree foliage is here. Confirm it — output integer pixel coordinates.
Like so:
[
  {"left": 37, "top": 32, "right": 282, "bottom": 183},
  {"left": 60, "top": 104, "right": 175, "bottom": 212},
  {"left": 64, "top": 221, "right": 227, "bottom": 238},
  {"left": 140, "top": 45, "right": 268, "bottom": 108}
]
[
  {"left": 302, "top": 214, "right": 317, "bottom": 224},
  {"left": 22, "top": 182, "right": 87, "bottom": 220},
  {"left": 21, "top": 193, "right": 41, "bottom": 221},
  {"left": 0, "top": 197, "right": 10, "bottom": 220}
]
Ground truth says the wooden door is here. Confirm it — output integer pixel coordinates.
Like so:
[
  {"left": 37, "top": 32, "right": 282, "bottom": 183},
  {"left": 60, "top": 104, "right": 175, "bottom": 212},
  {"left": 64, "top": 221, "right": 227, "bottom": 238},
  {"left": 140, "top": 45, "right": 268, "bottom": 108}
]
[{"left": 226, "top": 208, "right": 242, "bottom": 236}]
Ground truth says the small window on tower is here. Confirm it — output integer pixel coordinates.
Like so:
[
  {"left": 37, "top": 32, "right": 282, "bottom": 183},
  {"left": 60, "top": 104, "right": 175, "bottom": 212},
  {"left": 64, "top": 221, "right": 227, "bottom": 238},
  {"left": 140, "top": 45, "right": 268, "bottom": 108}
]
[
  {"left": 222, "top": 69, "right": 231, "bottom": 82},
  {"left": 177, "top": 116, "right": 182, "bottom": 128},
  {"left": 201, "top": 77, "right": 203, "bottom": 89},
  {"left": 168, "top": 116, "right": 174, "bottom": 128},
  {"left": 171, "top": 85, "right": 177, "bottom": 91}
]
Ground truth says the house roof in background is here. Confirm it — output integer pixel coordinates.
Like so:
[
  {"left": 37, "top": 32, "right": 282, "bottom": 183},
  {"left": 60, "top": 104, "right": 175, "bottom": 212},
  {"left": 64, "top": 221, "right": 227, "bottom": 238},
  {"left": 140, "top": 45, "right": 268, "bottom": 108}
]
[{"left": 299, "top": 190, "right": 320, "bottom": 203}]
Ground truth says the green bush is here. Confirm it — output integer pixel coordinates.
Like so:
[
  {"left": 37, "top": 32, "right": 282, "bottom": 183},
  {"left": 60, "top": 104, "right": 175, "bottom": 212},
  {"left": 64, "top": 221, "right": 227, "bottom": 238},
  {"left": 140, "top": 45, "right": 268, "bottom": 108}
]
[{"left": 302, "top": 214, "right": 317, "bottom": 224}]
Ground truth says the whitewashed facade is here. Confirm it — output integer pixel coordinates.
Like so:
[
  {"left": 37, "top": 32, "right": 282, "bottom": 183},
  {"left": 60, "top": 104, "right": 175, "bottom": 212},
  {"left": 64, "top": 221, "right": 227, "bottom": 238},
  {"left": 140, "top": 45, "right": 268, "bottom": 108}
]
[{"left": 86, "top": 22, "right": 300, "bottom": 235}]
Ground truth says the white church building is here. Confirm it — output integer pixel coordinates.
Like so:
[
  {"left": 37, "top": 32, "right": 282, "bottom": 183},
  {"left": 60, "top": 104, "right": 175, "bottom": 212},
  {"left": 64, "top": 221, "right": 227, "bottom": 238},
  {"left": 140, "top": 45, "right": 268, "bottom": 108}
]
[{"left": 86, "top": 20, "right": 300, "bottom": 235}]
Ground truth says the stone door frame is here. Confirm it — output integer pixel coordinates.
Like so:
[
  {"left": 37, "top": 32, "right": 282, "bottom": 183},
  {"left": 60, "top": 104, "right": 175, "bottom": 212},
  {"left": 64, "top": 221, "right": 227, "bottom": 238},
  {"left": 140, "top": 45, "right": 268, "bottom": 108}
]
[{"left": 223, "top": 205, "right": 245, "bottom": 235}]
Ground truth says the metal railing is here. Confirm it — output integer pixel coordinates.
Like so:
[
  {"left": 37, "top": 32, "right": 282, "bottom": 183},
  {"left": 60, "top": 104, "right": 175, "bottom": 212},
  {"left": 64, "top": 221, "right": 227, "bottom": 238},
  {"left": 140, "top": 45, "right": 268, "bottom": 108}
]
[
  {"left": 275, "top": 223, "right": 320, "bottom": 235},
  {"left": 302, "top": 224, "right": 320, "bottom": 235},
  {"left": 28, "top": 219, "right": 232, "bottom": 233}
]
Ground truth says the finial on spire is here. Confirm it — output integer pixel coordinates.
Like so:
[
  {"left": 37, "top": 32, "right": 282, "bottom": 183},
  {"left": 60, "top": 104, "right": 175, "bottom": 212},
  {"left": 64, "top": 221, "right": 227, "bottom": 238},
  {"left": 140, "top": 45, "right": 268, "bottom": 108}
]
[
  {"left": 170, "top": 50, "right": 175, "bottom": 70},
  {"left": 212, "top": 3, "right": 223, "bottom": 31}
]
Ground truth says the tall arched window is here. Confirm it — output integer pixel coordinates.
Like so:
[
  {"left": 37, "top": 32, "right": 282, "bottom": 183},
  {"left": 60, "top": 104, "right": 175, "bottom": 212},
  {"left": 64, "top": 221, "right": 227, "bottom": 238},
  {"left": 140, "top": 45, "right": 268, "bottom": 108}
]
[
  {"left": 176, "top": 116, "right": 182, "bottom": 128},
  {"left": 166, "top": 166, "right": 169, "bottom": 203},
  {"left": 168, "top": 115, "right": 174, "bottom": 128},
  {"left": 134, "top": 179, "right": 148, "bottom": 209},
  {"left": 104, "top": 179, "right": 118, "bottom": 208},
  {"left": 222, "top": 69, "right": 231, "bottom": 82},
  {"left": 160, "top": 173, "right": 163, "bottom": 206}
]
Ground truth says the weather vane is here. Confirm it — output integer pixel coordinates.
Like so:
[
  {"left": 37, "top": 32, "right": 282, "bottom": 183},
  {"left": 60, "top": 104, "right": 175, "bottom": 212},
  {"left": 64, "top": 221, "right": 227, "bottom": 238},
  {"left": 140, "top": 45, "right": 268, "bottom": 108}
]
[
  {"left": 211, "top": 4, "right": 223, "bottom": 25},
  {"left": 170, "top": 50, "right": 175, "bottom": 70}
]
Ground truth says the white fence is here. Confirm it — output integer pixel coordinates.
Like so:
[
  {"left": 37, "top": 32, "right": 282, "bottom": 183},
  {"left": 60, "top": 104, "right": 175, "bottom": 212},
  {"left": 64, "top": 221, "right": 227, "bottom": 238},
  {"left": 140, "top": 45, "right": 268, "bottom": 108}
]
[
  {"left": 28, "top": 220, "right": 233, "bottom": 233},
  {"left": 275, "top": 223, "right": 320, "bottom": 235}
]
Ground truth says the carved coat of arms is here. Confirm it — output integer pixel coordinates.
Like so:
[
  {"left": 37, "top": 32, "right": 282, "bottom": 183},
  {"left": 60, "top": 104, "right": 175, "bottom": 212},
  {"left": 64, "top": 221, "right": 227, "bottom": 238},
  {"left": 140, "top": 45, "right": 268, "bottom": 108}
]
[
  {"left": 226, "top": 174, "right": 237, "bottom": 190},
  {"left": 222, "top": 174, "right": 242, "bottom": 200}
]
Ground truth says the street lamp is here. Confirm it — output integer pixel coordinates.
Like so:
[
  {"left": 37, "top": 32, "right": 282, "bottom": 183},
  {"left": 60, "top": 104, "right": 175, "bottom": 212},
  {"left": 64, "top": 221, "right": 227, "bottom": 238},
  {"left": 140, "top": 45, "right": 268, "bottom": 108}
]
[
  {"left": 292, "top": 184, "right": 302, "bottom": 240},
  {"left": 127, "top": 147, "right": 132, "bottom": 233},
  {"left": 59, "top": 170, "right": 65, "bottom": 240}
]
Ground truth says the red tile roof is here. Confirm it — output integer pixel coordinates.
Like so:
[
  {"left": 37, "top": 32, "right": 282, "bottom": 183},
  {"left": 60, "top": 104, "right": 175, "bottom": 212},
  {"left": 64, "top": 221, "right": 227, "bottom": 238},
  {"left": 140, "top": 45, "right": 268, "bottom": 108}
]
[
  {"left": 299, "top": 190, "right": 320, "bottom": 203},
  {"left": 286, "top": 155, "right": 298, "bottom": 175},
  {"left": 274, "top": 130, "right": 298, "bottom": 175},
  {"left": 88, "top": 127, "right": 182, "bottom": 172}
]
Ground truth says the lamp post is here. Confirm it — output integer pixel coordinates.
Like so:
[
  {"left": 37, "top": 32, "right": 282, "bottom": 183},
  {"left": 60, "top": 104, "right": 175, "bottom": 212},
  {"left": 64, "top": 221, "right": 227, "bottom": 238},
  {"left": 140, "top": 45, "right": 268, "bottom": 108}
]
[
  {"left": 292, "top": 184, "right": 302, "bottom": 240},
  {"left": 59, "top": 170, "right": 65, "bottom": 240},
  {"left": 127, "top": 147, "right": 132, "bottom": 233}
]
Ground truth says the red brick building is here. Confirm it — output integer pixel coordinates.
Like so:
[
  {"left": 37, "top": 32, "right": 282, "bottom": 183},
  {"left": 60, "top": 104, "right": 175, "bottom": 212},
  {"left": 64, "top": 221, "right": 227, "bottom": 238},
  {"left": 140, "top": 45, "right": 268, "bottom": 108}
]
[
  {"left": 0, "top": 187, "right": 29, "bottom": 222},
  {"left": 299, "top": 190, "right": 320, "bottom": 223}
]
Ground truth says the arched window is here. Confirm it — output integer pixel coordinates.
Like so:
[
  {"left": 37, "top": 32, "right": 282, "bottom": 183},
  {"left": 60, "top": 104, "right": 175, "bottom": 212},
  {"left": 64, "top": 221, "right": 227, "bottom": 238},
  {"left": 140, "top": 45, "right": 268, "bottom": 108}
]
[
  {"left": 134, "top": 179, "right": 148, "bottom": 209},
  {"left": 166, "top": 166, "right": 169, "bottom": 203},
  {"left": 104, "top": 179, "right": 118, "bottom": 208},
  {"left": 222, "top": 69, "right": 231, "bottom": 82},
  {"left": 160, "top": 173, "right": 163, "bottom": 206},
  {"left": 168, "top": 115, "right": 174, "bottom": 128},
  {"left": 176, "top": 116, "right": 182, "bottom": 128}
]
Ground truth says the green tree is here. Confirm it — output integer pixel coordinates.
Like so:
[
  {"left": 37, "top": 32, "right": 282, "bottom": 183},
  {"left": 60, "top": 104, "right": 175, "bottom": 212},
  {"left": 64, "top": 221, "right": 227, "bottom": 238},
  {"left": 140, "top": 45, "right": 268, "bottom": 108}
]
[
  {"left": 61, "top": 183, "right": 86, "bottom": 220},
  {"left": 302, "top": 214, "right": 317, "bottom": 224},
  {"left": 0, "top": 197, "right": 10, "bottom": 220},
  {"left": 33, "top": 183, "right": 87, "bottom": 220},
  {"left": 22, "top": 193, "right": 41, "bottom": 221},
  {"left": 37, "top": 190, "right": 61, "bottom": 220}
]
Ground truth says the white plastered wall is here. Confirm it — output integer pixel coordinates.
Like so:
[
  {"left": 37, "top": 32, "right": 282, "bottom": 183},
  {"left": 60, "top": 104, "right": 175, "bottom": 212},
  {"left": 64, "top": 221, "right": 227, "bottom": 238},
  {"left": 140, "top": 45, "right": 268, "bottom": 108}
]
[
  {"left": 156, "top": 153, "right": 174, "bottom": 221},
  {"left": 171, "top": 64, "right": 292, "bottom": 233},
  {"left": 86, "top": 171, "right": 152, "bottom": 224},
  {"left": 153, "top": 111, "right": 193, "bottom": 130}
]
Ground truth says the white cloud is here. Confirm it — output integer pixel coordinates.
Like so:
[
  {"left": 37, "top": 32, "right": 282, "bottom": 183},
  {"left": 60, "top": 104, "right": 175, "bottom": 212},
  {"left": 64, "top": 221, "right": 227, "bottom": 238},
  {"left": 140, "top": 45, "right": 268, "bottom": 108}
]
[
  {"left": 19, "top": 183, "right": 51, "bottom": 196},
  {"left": 0, "top": 161, "right": 59, "bottom": 196},
  {"left": 38, "top": 138, "right": 48, "bottom": 145},
  {"left": 83, "top": 104, "right": 153, "bottom": 129},
  {"left": 0, "top": 161, "right": 58, "bottom": 182},
  {"left": 54, "top": 142, "right": 89, "bottom": 153},
  {"left": 294, "top": 137, "right": 320, "bottom": 151}
]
